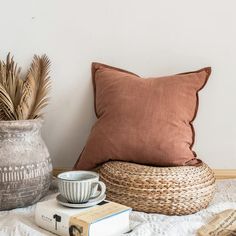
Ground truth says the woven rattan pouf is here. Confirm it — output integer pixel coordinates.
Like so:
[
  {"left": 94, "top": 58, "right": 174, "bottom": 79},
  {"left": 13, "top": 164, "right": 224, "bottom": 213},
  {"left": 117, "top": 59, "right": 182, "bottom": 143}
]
[{"left": 98, "top": 161, "right": 216, "bottom": 215}]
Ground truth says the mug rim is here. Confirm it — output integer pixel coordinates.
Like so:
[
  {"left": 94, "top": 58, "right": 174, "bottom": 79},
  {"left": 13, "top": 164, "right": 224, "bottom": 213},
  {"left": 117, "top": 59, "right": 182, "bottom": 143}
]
[{"left": 57, "top": 170, "right": 99, "bottom": 182}]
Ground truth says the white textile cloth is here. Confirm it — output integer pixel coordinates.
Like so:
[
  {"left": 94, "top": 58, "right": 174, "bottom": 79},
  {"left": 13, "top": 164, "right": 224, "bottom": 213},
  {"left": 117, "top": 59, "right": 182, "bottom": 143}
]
[{"left": 1, "top": 179, "right": 236, "bottom": 236}]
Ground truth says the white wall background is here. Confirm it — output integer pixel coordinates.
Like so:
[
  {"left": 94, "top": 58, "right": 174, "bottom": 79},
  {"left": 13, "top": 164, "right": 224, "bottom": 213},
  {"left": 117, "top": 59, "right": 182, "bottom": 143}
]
[{"left": 0, "top": 0, "right": 235, "bottom": 168}]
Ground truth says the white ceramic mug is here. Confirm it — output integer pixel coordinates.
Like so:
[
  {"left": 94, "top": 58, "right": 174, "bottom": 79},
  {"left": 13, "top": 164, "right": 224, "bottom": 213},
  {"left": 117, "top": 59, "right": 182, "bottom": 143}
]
[{"left": 57, "top": 171, "right": 106, "bottom": 203}]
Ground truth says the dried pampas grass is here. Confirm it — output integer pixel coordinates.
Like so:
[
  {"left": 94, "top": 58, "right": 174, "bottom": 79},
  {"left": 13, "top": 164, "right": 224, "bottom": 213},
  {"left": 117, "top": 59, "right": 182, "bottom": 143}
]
[{"left": 0, "top": 53, "right": 51, "bottom": 120}]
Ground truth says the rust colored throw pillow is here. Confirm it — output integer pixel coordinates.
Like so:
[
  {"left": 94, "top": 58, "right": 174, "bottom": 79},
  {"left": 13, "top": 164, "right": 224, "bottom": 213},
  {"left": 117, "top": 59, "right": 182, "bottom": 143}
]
[{"left": 74, "top": 63, "right": 211, "bottom": 170}]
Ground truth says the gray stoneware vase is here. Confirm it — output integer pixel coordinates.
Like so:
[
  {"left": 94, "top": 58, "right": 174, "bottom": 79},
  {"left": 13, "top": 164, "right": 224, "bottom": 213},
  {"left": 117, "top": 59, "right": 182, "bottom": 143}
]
[{"left": 0, "top": 119, "right": 52, "bottom": 210}]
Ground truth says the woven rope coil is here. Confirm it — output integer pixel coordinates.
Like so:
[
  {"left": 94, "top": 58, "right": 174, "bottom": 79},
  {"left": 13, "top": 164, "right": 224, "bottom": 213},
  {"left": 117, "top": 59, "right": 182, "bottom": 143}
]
[{"left": 98, "top": 161, "right": 216, "bottom": 215}]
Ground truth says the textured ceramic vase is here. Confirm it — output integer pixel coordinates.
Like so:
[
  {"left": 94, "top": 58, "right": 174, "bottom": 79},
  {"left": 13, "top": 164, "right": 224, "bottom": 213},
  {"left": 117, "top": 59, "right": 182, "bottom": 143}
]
[{"left": 0, "top": 119, "right": 52, "bottom": 210}]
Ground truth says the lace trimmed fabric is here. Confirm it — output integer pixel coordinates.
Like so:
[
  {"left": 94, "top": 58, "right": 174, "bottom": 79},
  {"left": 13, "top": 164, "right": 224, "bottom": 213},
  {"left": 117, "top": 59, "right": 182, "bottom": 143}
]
[{"left": 0, "top": 179, "right": 236, "bottom": 236}]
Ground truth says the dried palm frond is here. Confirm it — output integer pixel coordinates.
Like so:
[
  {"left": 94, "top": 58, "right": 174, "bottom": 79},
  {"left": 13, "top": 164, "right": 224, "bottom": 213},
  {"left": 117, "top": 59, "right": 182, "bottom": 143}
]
[
  {"left": 0, "top": 53, "right": 51, "bottom": 120},
  {"left": 0, "top": 53, "right": 22, "bottom": 108},
  {"left": 16, "top": 72, "right": 36, "bottom": 120},
  {"left": 17, "top": 54, "right": 51, "bottom": 120},
  {"left": 0, "top": 83, "right": 17, "bottom": 120},
  {"left": 30, "top": 54, "right": 51, "bottom": 119}
]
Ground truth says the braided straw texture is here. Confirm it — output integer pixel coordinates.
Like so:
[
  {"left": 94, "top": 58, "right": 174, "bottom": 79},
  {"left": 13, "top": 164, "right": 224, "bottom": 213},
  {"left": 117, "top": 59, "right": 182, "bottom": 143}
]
[{"left": 98, "top": 161, "right": 216, "bottom": 215}]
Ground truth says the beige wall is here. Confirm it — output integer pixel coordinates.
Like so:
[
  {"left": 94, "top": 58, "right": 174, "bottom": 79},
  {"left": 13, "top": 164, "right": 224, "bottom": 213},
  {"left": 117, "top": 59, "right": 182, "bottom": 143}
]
[{"left": 0, "top": 0, "right": 235, "bottom": 168}]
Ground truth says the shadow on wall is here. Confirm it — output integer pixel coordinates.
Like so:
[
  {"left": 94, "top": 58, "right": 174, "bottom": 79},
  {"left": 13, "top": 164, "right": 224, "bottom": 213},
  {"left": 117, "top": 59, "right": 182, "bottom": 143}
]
[{"left": 42, "top": 78, "right": 96, "bottom": 168}]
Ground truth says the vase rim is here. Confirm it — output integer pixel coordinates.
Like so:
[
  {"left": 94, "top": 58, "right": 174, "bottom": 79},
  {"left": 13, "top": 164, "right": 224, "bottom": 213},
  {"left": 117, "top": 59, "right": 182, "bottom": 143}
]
[
  {"left": 0, "top": 118, "right": 44, "bottom": 132},
  {"left": 0, "top": 118, "right": 43, "bottom": 124}
]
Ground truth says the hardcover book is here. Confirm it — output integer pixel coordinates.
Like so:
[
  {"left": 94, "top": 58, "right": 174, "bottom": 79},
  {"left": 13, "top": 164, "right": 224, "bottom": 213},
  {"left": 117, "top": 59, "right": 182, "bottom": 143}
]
[{"left": 35, "top": 198, "right": 131, "bottom": 236}]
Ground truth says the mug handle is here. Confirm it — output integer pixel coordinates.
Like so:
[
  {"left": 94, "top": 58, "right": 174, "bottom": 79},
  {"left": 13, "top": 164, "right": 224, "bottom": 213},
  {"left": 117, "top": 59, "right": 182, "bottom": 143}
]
[{"left": 90, "top": 181, "right": 106, "bottom": 200}]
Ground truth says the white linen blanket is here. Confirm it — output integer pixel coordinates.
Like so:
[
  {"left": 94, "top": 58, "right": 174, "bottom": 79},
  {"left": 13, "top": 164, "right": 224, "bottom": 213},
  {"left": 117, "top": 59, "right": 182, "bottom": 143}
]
[{"left": 1, "top": 179, "right": 236, "bottom": 236}]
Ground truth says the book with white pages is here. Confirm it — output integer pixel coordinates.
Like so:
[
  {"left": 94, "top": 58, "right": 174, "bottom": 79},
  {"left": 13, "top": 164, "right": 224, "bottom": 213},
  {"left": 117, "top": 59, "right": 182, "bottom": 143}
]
[{"left": 35, "top": 198, "right": 131, "bottom": 236}]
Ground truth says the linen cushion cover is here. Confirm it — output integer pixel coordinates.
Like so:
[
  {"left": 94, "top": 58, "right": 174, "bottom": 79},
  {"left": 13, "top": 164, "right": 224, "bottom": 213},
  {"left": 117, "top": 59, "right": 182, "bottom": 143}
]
[{"left": 74, "top": 63, "right": 211, "bottom": 170}]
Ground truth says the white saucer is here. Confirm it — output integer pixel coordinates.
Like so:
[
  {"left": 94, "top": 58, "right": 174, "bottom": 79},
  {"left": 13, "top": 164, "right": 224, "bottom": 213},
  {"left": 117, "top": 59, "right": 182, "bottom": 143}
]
[{"left": 56, "top": 193, "right": 106, "bottom": 208}]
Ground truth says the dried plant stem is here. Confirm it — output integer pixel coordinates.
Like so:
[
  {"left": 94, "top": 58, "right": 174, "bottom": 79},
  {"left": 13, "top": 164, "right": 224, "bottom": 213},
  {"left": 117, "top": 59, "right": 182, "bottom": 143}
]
[{"left": 0, "top": 53, "right": 51, "bottom": 120}]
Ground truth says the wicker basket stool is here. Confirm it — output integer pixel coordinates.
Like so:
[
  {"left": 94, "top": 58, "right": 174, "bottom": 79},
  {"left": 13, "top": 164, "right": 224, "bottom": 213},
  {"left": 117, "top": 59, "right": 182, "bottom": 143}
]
[{"left": 98, "top": 161, "right": 216, "bottom": 215}]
